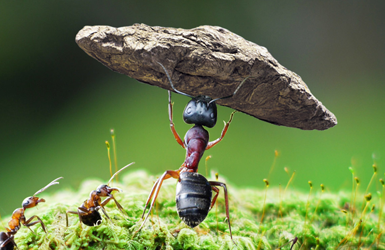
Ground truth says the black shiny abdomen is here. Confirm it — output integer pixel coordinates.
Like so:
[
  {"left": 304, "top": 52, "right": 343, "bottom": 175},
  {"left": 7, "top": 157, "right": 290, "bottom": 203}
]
[
  {"left": 176, "top": 172, "right": 212, "bottom": 228},
  {"left": 80, "top": 210, "right": 102, "bottom": 227},
  {"left": 0, "top": 232, "right": 14, "bottom": 250}
]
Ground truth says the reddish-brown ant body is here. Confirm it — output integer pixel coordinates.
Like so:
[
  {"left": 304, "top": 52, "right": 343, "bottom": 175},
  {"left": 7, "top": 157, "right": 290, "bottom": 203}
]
[
  {"left": 139, "top": 63, "right": 249, "bottom": 243},
  {"left": 0, "top": 177, "right": 62, "bottom": 250},
  {"left": 66, "top": 162, "right": 134, "bottom": 227}
]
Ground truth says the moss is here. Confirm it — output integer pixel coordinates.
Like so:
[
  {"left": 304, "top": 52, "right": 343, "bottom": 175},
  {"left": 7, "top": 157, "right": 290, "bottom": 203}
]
[{"left": 1, "top": 170, "right": 384, "bottom": 249}]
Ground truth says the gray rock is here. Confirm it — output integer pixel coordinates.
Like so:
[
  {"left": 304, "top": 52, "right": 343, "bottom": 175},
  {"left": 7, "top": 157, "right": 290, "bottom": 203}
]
[{"left": 76, "top": 23, "right": 337, "bottom": 130}]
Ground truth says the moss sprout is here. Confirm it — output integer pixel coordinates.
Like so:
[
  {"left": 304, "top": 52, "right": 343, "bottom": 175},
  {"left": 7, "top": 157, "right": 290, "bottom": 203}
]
[{"left": 1, "top": 170, "right": 384, "bottom": 249}]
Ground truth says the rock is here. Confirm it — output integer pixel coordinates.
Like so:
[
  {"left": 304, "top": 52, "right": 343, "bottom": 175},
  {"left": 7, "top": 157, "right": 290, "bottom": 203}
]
[{"left": 75, "top": 23, "right": 337, "bottom": 130}]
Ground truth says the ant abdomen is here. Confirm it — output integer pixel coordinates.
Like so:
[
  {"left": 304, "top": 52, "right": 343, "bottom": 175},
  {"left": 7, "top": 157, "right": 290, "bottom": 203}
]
[
  {"left": 80, "top": 207, "right": 102, "bottom": 226},
  {"left": 0, "top": 232, "right": 15, "bottom": 250},
  {"left": 176, "top": 172, "right": 212, "bottom": 228}
]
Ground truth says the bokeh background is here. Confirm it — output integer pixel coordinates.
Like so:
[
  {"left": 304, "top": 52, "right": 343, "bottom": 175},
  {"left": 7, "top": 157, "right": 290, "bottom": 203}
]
[{"left": 1, "top": 1, "right": 384, "bottom": 214}]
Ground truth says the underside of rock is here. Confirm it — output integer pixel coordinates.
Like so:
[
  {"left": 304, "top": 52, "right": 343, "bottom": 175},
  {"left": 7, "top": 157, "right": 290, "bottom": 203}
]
[{"left": 75, "top": 23, "right": 337, "bottom": 130}]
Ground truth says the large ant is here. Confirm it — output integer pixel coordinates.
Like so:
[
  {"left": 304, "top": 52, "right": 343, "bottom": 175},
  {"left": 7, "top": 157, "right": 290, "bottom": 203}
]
[
  {"left": 0, "top": 177, "right": 63, "bottom": 250},
  {"left": 66, "top": 162, "right": 134, "bottom": 227},
  {"left": 139, "top": 62, "right": 249, "bottom": 243}
]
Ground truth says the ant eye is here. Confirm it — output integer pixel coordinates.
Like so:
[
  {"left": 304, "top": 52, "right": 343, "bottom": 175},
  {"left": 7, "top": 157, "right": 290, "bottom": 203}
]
[
  {"left": 210, "top": 113, "right": 214, "bottom": 119},
  {"left": 186, "top": 107, "right": 192, "bottom": 114}
]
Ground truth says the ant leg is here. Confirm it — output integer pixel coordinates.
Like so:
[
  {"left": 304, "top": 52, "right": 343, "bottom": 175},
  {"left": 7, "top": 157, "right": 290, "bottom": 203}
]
[
  {"left": 206, "top": 111, "right": 236, "bottom": 150},
  {"left": 208, "top": 181, "right": 235, "bottom": 245},
  {"left": 140, "top": 178, "right": 161, "bottom": 219},
  {"left": 66, "top": 211, "right": 80, "bottom": 227},
  {"left": 0, "top": 234, "right": 14, "bottom": 249},
  {"left": 278, "top": 236, "right": 298, "bottom": 250},
  {"left": 168, "top": 90, "right": 185, "bottom": 148},
  {"left": 101, "top": 195, "right": 128, "bottom": 217},
  {"left": 139, "top": 170, "right": 180, "bottom": 231},
  {"left": 290, "top": 237, "right": 298, "bottom": 250},
  {"left": 23, "top": 215, "right": 46, "bottom": 234},
  {"left": 100, "top": 196, "right": 112, "bottom": 207},
  {"left": 76, "top": 207, "right": 90, "bottom": 228},
  {"left": 140, "top": 168, "right": 181, "bottom": 219},
  {"left": 97, "top": 205, "right": 112, "bottom": 223},
  {"left": 209, "top": 186, "right": 220, "bottom": 211},
  {"left": 96, "top": 197, "right": 117, "bottom": 223}
]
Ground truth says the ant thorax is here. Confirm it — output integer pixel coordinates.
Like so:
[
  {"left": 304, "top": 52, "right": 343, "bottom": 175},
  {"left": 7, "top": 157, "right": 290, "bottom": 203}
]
[{"left": 183, "top": 126, "right": 209, "bottom": 170}]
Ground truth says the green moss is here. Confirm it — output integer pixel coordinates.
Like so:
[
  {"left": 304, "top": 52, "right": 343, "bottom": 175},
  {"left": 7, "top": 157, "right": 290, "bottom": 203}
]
[{"left": 1, "top": 170, "right": 384, "bottom": 249}]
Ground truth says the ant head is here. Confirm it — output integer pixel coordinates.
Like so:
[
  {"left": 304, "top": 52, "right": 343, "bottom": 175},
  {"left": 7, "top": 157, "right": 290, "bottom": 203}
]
[
  {"left": 22, "top": 196, "right": 45, "bottom": 209},
  {"left": 96, "top": 184, "right": 122, "bottom": 196},
  {"left": 96, "top": 184, "right": 110, "bottom": 196},
  {"left": 183, "top": 95, "right": 217, "bottom": 128}
]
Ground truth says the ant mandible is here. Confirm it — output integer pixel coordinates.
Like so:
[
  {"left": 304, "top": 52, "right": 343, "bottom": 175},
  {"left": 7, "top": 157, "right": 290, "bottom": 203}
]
[
  {"left": 0, "top": 177, "right": 63, "bottom": 250},
  {"left": 66, "top": 162, "right": 134, "bottom": 227},
  {"left": 138, "top": 62, "right": 249, "bottom": 243}
]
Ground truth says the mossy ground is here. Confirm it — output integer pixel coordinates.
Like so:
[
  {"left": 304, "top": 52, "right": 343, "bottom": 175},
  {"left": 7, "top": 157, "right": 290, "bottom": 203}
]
[{"left": 1, "top": 170, "right": 384, "bottom": 250}]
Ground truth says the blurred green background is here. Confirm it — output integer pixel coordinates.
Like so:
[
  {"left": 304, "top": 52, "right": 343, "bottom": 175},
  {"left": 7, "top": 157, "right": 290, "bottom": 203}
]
[{"left": 1, "top": 1, "right": 384, "bottom": 215}]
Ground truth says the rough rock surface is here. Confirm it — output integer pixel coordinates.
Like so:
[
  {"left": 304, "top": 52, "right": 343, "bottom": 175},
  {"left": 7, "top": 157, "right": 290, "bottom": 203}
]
[{"left": 76, "top": 23, "right": 337, "bottom": 130}]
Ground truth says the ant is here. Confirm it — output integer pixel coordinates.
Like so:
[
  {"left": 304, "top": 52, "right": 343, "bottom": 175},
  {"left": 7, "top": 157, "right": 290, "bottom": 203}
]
[
  {"left": 0, "top": 177, "right": 63, "bottom": 250},
  {"left": 66, "top": 162, "right": 134, "bottom": 227},
  {"left": 138, "top": 62, "right": 249, "bottom": 243}
]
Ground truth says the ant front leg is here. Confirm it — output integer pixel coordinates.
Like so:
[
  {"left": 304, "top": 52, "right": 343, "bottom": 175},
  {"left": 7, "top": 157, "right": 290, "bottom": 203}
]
[
  {"left": 208, "top": 181, "right": 235, "bottom": 245},
  {"left": 106, "top": 195, "right": 128, "bottom": 217},
  {"left": 101, "top": 195, "right": 128, "bottom": 217},
  {"left": 168, "top": 90, "right": 185, "bottom": 148},
  {"left": 206, "top": 111, "right": 237, "bottom": 150},
  {"left": 98, "top": 196, "right": 127, "bottom": 221},
  {"left": 23, "top": 215, "right": 47, "bottom": 234},
  {"left": 139, "top": 169, "right": 180, "bottom": 231}
]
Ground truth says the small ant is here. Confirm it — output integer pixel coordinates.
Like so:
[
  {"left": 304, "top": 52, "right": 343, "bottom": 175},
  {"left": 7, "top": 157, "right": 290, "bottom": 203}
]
[
  {"left": 138, "top": 63, "right": 249, "bottom": 243},
  {"left": 0, "top": 177, "right": 63, "bottom": 250},
  {"left": 66, "top": 162, "right": 134, "bottom": 227}
]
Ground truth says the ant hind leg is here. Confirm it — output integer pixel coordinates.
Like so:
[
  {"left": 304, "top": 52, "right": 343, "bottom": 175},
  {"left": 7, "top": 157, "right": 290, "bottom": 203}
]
[{"left": 139, "top": 170, "right": 180, "bottom": 231}]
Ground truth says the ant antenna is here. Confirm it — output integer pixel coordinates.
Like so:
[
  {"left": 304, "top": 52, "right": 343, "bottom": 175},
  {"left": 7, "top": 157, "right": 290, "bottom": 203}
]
[
  {"left": 157, "top": 62, "right": 194, "bottom": 98},
  {"left": 33, "top": 177, "right": 63, "bottom": 197},
  {"left": 208, "top": 76, "right": 250, "bottom": 105},
  {"left": 107, "top": 162, "right": 135, "bottom": 186}
]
